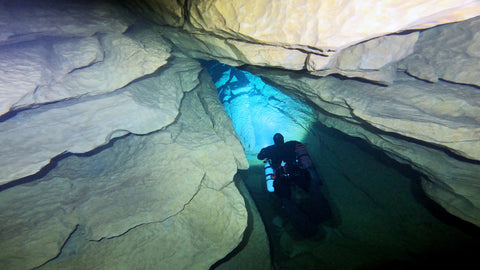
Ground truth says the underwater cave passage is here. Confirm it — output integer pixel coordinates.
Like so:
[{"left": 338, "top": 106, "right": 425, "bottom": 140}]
[
  {"left": 201, "top": 60, "right": 315, "bottom": 158},
  {"left": 202, "top": 60, "right": 480, "bottom": 270}
]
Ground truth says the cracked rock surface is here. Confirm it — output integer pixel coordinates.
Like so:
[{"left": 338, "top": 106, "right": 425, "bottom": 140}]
[
  {"left": 0, "top": 1, "right": 175, "bottom": 185},
  {"left": 401, "top": 16, "right": 480, "bottom": 87},
  {"left": 133, "top": 0, "right": 480, "bottom": 83},
  {"left": 0, "top": 54, "right": 200, "bottom": 185},
  {"left": 0, "top": 69, "right": 248, "bottom": 270},
  {"left": 0, "top": 2, "right": 250, "bottom": 269}
]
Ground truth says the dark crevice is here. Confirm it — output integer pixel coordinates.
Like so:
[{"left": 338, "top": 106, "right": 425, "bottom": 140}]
[
  {"left": 438, "top": 77, "right": 480, "bottom": 90},
  {"left": 0, "top": 152, "right": 70, "bottom": 192},
  {"left": 210, "top": 172, "right": 256, "bottom": 270},
  {"left": 0, "top": 109, "right": 19, "bottom": 122},
  {"left": 346, "top": 108, "right": 480, "bottom": 165},
  {"left": 92, "top": 173, "right": 206, "bottom": 242},
  {"left": 311, "top": 119, "right": 480, "bottom": 236},
  {"left": 182, "top": 0, "right": 190, "bottom": 27},
  {"left": 31, "top": 224, "right": 79, "bottom": 270},
  {"left": 0, "top": 133, "right": 131, "bottom": 191}
]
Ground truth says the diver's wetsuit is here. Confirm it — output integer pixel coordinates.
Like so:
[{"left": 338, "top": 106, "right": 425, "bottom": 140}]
[
  {"left": 257, "top": 140, "right": 308, "bottom": 199},
  {"left": 258, "top": 135, "right": 332, "bottom": 236},
  {"left": 257, "top": 140, "right": 298, "bottom": 169}
]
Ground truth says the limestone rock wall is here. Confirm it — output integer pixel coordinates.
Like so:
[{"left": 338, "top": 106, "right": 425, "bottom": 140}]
[
  {"left": 130, "top": 0, "right": 480, "bottom": 83},
  {"left": 0, "top": 0, "right": 135, "bottom": 114},
  {"left": 1, "top": 2, "right": 480, "bottom": 270},
  {"left": 401, "top": 16, "right": 480, "bottom": 87},
  {"left": 240, "top": 17, "right": 480, "bottom": 228},
  {"left": 131, "top": 0, "right": 480, "bottom": 49},
  {"left": 0, "top": 1, "right": 250, "bottom": 269},
  {"left": 0, "top": 69, "right": 248, "bottom": 269},
  {"left": 248, "top": 66, "right": 480, "bottom": 227},
  {"left": 238, "top": 19, "right": 480, "bottom": 227},
  {"left": 0, "top": 0, "right": 175, "bottom": 184},
  {"left": 0, "top": 54, "right": 203, "bottom": 184},
  {"left": 125, "top": 0, "right": 480, "bottom": 226}
]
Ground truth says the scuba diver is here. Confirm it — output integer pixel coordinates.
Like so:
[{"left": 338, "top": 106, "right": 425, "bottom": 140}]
[{"left": 257, "top": 133, "right": 331, "bottom": 236}]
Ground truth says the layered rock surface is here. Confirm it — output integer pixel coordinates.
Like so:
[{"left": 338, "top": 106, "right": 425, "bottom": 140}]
[
  {"left": 132, "top": 0, "right": 480, "bottom": 83},
  {"left": 401, "top": 16, "right": 480, "bottom": 87},
  {"left": 126, "top": 0, "right": 480, "bottom": 226},
  {"left": 249, "top": 66, "right": 480, "bottom": 227},
  {"left": 1, "top": 1, "right": 480, "bottom": 270},
  {"left": 0, "top": 69, "right": 249, "bottom": 269},
  {"left": 0, "top": 54, "right": 203, "bottom": 184},
  {"left": 0, "top": 1, "right": 250, "bottom": 269},
  {"left": 0, "top": 1, "right": 175, "bottom": 184},
  {"left": 241, "top": 19, "right": 480, "bottom": 227},
  {"left": 0, "top": 0, "right": 135, "bottom": 114}
]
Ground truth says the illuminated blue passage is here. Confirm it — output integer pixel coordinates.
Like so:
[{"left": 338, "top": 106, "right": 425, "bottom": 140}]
[{"left": 203, "top": 61, "right": 315, "bottom": 155}]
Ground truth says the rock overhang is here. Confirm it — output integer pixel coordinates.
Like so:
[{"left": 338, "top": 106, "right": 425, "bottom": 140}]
[
  {"left": 123, "top": 0, "right": 480, "bottom": 227},
  {"left": 1, "top": 1, "right": 480, "bottom": 269}
]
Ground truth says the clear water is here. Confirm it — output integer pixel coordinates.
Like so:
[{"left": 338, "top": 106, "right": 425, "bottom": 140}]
[
  {"left": 242, "top": 123, "right": 480, "bottom": 269},
  {"left": 201, "top": 60, "right": 316, "bottom": 155},
  {"left": 203, "top": 61, "right": 480, "bottom": 269}
]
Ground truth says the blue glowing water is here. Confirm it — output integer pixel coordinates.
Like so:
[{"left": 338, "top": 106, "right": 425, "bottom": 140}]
[
  {"left": 203, "top": 60, "right": 480, "bottom": 270},
  {"left": 202, "top": 61, "right": 315, "bottom": 154}
]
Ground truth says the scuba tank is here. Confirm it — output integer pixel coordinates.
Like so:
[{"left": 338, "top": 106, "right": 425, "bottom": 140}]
[
  {"left": 295, "top": 142, "right": 323, "bottom": 184},
  {"left": 295, "top": 143, "right": 313, "bottom": 169},
  {"left": 264, "top": 160, "right": 275, "bottom": 192}
]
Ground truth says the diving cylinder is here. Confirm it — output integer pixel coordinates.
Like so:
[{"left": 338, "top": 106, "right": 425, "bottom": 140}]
[
  {"left": 295, "top": 143, "right": 323, "bottom": 184},
  {"left": 264, "top": 160, "right": 275, "bottom": 192},
  {"left": 295, "top": 143, "right": 313, "bottom": 169}
]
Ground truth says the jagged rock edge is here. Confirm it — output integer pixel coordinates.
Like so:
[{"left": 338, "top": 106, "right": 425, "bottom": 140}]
[
  {"left": 32, "top": 174, "right": 208, "bottom": 269},
  {"left": 94, "top": 173, "right": 207, "bottom": 241},
  {"left": 30, "top": 225, "right": 80, "bottom": 270}
]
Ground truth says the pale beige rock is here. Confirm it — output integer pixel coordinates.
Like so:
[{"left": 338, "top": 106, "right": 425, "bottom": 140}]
[
  {"left": 0, "top": 74, "right": 248, "bottom": 270},
  {"left": 341, "top": 35, "right": 416, "bottom": 70},
  {"left": 0, "top": 36, "right": 105, "bottom": 115},
  {"left": 226, "top": 39, "right": 307, "bottom": 70},
  {"left": 132, "top": 0, "right": 480, "bottom": 84},
  {"left": 309, "top": 32, "right": 419, "bottom": 83},
  {"left": 51, "top": 37, "right": 105, "bottom": 75},
  {"left": 0, "top": 0, "right": 132, "bottom": 46},
  {"left": 0, "top": 6, "right": 478, "bottom": 270},
  {"left": 403, "top": 55, "right": 439, "bottom": 82},
  {"left": 0, "top": 37, "right": 104, "bottom": 115},
  {"left": 0, "top": 5, "right": 249, "bottom": 269},
  {"left": 152, "top": 0, "right": 480, "bottom": 227},
  {"left": 0, "top": 0, "right": 166, "bottom": 116},
  {"left": 315, "top": 33, "right": 419, "bottom": 70},
  {"left": 159, "top": 28, "right": 246, "bottom": 67},
  {"left": 12, "top": 32, "right": 171, "bottom": 109},
  {"left": 0, "top": 56, "right": 199, "bottom": 185},
  {"left": 154, "top": 1, "right": 480, "bottom": 83},
  {"left": 0, "top": 43, "right": 49, "bottom": 115},
  {"left": 163, "top": 27, "right": 305, "bottom": 70},
  {"left": 402, "top": 16, "right": 480, "bottom": 87},
  {"left": 249, "top": 67, "right": 480, "bottom": 160},
  {"left": 247, "top": 66, "right": 480, "bottom": 226},
  {"left": 186, "top": 0, "right": 480, "bottom": 52},
  {"left": 214, "top": 178, "right": 273, "bottom": 270},
  {"left": 0, "top": 178, "right": 79, "bottom": 270},
  {"left": 37, "top": 184, "right": 246, "bottom": 270},
  {"left": 161, "top": 27, "right": 418, "bottom": 83},
  {"left": 195, "top": 70, "right": 250, "bottom": 170}
]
